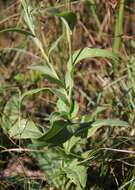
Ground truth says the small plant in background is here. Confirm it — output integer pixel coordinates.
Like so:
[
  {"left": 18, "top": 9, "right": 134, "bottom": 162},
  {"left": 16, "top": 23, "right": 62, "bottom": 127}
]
[{"left": 0, "top": 0, "right": 134, "bottom": 189}]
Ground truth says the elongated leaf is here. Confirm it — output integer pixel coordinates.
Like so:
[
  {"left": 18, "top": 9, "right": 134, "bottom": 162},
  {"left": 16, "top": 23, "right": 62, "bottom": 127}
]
[
  {"left": 0, "top": 28, "right": 35, "bottom": 37},
  {"left": 9, "top": 119, "right": 42, "bottom": 139},
  {"left": 70, "top": 100, "right": 79, "bottom": 119},
  {"left": 54, "top": 88, "right": 70, "bottom": 106},
  {"left": 88, "top": 119, "right": 129, "bottom": 137},
  {"left": 49, "top": 35, "right": 63, "bottom": 56},
  {"left": 29, "top": 65, "right": 64, "bottom": 86},
  {"left": 21, "top": 87, "right": 70, "bottom": 106},
  {"left": 68, "top": 48, "right": 118, "bottom": 68},
  {"left": 38, "top": 120, "right": 72, "bottom": 145},
  {"left": 66, "top": 48, "right": 118, "bottom": 88}
]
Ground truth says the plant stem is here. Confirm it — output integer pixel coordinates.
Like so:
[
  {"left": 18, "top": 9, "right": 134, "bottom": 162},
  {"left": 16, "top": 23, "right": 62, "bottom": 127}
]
[
  {"left": 90, "top": 0, "right": 101, "bottom": 30},
  {"left": 113, "top": 0, "right": 125, "bottom": 54}
]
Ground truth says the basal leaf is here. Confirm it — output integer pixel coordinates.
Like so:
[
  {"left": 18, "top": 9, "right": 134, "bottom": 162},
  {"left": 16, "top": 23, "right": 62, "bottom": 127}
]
[
  {"left": 64, "top": 160, "right": 87, "bottom": 190},
  {"left": 9, "top": 119, "right": 42, "bottom": 139},
  {"left": 2, "top": 96, "right": 19, "bottom": 134}
]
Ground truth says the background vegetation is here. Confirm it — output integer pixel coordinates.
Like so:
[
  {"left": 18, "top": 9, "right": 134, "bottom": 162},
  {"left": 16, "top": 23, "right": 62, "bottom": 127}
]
[{"left": 0, "top": 0, "right": 135, "bottom": 189}]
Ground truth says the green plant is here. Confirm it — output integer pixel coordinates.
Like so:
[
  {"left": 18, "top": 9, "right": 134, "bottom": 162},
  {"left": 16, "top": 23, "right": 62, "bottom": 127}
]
[{"left": 0, "top": 0, "right": 130, "bottom": 189}]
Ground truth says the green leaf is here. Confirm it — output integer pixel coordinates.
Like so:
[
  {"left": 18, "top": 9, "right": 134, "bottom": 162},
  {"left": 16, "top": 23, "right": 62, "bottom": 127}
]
[
  {"left": 57, "top": 98, "right": 70, "bottom": 113},
  {"left": 88, "top": 119, "right": 129, "bottom": 138},
  {"left": 1, "top": 96, "right": 19, "bottom": 134},
  {"left": 38, "top": 120, "right": 72, "bottom": 145},
  {"left": 63, "top": 136, "right": 81, "bottom": 154},
  {"left": 47, "top": 9, "right": 77, "bottom": 31},
  {"left": 48, "top": 35, "right": 63, "bottom": 56},
  {"left": 64, "top": 160, "right": 87, "bottom": 190},
  {"left": 0, "top": 28, "right": 35, "bottom": 37},
  {"left": 66, "top": 48, "right": 118, "bottom": 88},
  {"left": 70, "top": 100, "right": 79, "bottom": 119},
  {"left": 68, "top": 48, "right": 118, "bottom": 67},
  {"left": 29, "top": 146, "right": 63, "bottom": 188},
  {"left": 58, "top": 12, "right": 77, "bottom": 31},
  {"left": 49, "top": 112, "right": 69, "bottom": 125},
  {"left": 29, "top": 65, "right": 64, "bottom": 87},
  {"left": 21, "top": 87, "right": 70, "bottom": 106},
  {"left": 9, "top": 119, "right": 42, "bottom": 139},
  {"left": 54, "top": 88, "right": 70, "bottom": 106}
]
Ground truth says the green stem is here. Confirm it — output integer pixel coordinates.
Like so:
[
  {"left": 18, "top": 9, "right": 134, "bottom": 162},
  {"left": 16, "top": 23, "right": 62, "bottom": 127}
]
[
  {"left": 113, "top": 0, "right": 125, "bottom": 54},
  {"left": 90, "top": 0, "right": 101, "bottom": 30}
]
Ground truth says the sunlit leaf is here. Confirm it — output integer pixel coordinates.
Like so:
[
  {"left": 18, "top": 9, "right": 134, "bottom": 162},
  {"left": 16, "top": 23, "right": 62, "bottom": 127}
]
[
  {"left": 88, "top": 119, "right": 129, "bottom": 137},
  {"left": 2, "top": 96, "right": 19, "bottom": 134},
  {"left": 9, "top": 119, "right": 42, "bottom": 139}
]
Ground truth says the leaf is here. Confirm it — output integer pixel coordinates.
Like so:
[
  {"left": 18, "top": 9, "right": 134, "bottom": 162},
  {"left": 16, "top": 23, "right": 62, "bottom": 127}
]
[
  {"left": 49, "top": 112, "right": 69, "bottom": 125},
  {"left": 47, "top": 9, "right": 77, "bottom": 31},
  {"left": 66, "top": 48, "right": 118, "bottom": 88},
  {"left": 68, "top": 48, "right": 118, "bottom": 67},
  {"left": 58, "top": 12, "right": 77, "bottom": 31},
  {"left": 64, "top": 160, "right": 87, "bottom": 190},
  {"left": 29, "top": 146, "right": 63, "bottom": 188},
  {"left": 88, "top": 119, "right": 129, "bottom": 137},
  {"left": 70, "top": 100, "right": 79, "bottom": 119},
  {"left": 54, "top": 88, "right": 70, "bottom": 106},
  {"left": 63, "top": 136, "right": 81, "bottom": 154},
  {"left": 9, "top": 119, "right": 42, "bottom": 139},
  {"left": 29, "top": 65, "right": 64, "bottom": 87},
  {"left": 57, "top": 98, "right": 70, "bottom": 113},
  {"left": 21, "top": 87, "right": 70, "bottom": 106},
  {"left": 48, "top": 35, "right": 63, "bottom": 56},
  {"left": 38, "top": 120, "right": 73, "bottom": 145},
  {"left": 1, "top": 96, "right": 19, "bottom": 134},
  {"left": 0, "top": 28, "right": 35, "bottom": 37}
]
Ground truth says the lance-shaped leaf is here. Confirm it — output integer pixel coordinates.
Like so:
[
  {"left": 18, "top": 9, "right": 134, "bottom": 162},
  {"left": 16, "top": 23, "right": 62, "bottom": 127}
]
[
  {"left": 37, "top": 120, "right": 73, "bottom": 145},
  {"left": 88, "top": 119, "right": 129, "bottom": 137},
  {"left": 67, "top": 48, "right": 118, "bottom": 68},
  {"left": 0, "top": 28, "right": 35, "bottom": 37},
  {"left": 29, "top": 65, "right": 64, "bottom": 87},
  {"left": 66, "top": 48, "right": 118, "bottom": 88},
  {"left": 21, "top": 87, "right": 70, "bottom": 106}
]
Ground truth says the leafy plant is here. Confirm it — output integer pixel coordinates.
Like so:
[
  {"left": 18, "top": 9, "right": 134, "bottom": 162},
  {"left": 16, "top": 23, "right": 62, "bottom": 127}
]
[{"left": 0, "top": 0, "right": 130, "bottom": 189}]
